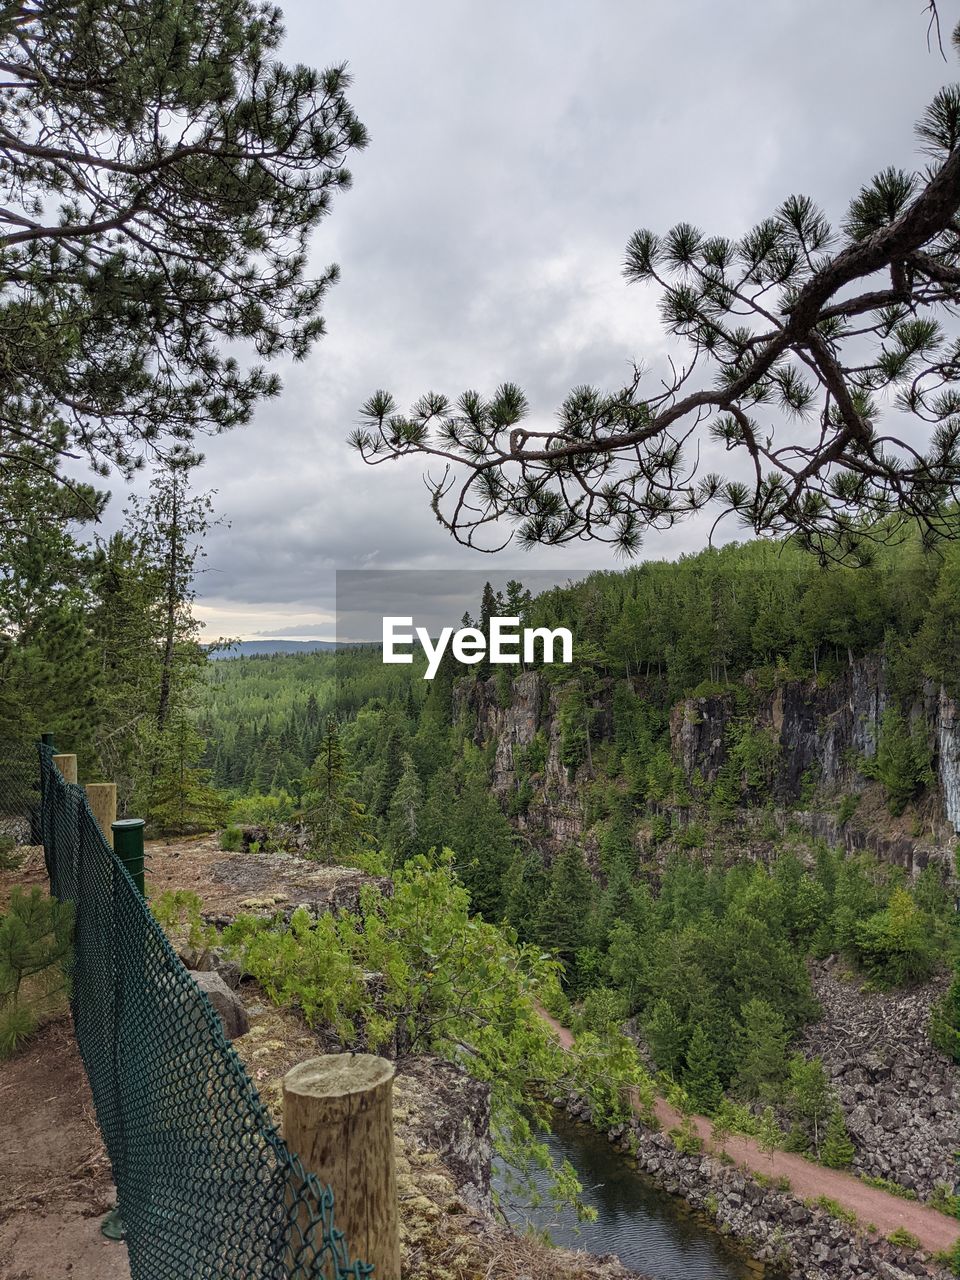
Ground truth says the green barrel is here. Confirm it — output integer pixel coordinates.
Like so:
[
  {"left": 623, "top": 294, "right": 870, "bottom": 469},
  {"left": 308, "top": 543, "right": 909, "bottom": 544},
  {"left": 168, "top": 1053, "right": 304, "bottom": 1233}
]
[{"left": 112, "top": 818, "right": 146, "bottom": 896}]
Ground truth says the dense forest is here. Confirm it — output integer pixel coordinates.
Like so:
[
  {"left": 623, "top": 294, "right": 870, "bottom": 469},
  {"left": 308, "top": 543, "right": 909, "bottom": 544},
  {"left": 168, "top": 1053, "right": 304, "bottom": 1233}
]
[{"left": 190, "top": 531, "right": 960, "bottom": 1165}]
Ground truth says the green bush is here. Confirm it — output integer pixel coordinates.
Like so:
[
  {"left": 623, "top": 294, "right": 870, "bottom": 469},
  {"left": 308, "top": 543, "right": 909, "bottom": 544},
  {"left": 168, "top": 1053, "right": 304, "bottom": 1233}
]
[
  {"left": 219, "top": 825, "right": 244, "bottom": 852},
  {"left": 0, "top": 835, "right": 23, "bottom": 872},
  {"left": 887, "top": 1228, "right": 921, "bottom": 1250},
  {"left": 862, "top": 708, "right": 932, "bottom": 816},
  {"left": 852, "top": 889, "right": 939, "bottom": 987},
  {"left": 228, "top": 790, "right": 296, "bottom": 826},
  {"left": 0, "top": 887, "right": 74, "bottom": 1059}
]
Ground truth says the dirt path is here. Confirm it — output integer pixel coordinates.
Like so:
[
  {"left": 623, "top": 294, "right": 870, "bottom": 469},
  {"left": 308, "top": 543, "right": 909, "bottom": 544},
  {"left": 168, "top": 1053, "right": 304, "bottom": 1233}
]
[
  {"left": 0, "top": 1017, "right": 130, "bottom": 1280},
  {"left": 537, "top": 1005, "right": 960, "bottom": 1256}
]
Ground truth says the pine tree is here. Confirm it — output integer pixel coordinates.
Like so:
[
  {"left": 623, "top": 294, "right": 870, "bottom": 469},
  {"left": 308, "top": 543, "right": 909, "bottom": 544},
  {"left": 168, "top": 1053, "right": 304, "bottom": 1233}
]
[
  {"left": 358, "top": 20, "right": 960, "bottom": 559},
  {"left": 1, "top": 2, "right": 366, "bottom": 522},
  {"left": 146, "top": 709, "right": 228, "bottom": 835},
  {"left": 301, "top": 722, "right": 373, "bottom": 863},
  {"left": 820, "top": 1108, "right": 855, "bottom": 1169},
  {"left": 644, "top": 997, "right": 686, "bottom": 1078},
  {"left": 385, "top": 754, "right": 423, "bottom": 864},
  {"left": 683, "top": 1023, "right": 724, "bottom": 1114},
  {"left": 537, "top": 845, "right": 594, "bottom": 977},
  {"left": 785, "top": 1054, "right": 833, "bottom": 1158},
  {"left": 733, "top": 997, "right": 790, "bottom": 1100},
  {"left": 477, "top": 581, "right": 499, "bottom": 680},
  {"left": 757, "top": 1106, "right": 783, "bottom": 1162},
  {"left": 373, "top": 727, "right": 405, "bottom": 818},
  {"left": 0, "top": 888, "right": 74, "bottom": 1058},
  {"left": 864, "top": 708, "right": 931, "bottom": 816},
  {"left": 446, "top": 774, "right": 514, "bottom": 919}
]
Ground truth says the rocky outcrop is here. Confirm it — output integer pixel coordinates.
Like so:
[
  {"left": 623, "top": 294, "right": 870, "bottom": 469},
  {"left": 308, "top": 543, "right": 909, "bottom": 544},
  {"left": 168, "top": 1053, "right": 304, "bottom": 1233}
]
[
  {"left": 939, "top": 686, "right": 960, "bottom": 834},
  {"left": 394, "top": 1057, "right": 493, "bottom": 1214},
  {"left": 456, "top": 670, "right": 597, "bottom": 857},
  {"left": 799, "top": 962, "right": 960, "bottom": 1198},
  {"left": 670, "top": 658, "right": 891, "bottom": 797},
  {"left": 670, "top": 657, "right": 960, "bottom": 840}
]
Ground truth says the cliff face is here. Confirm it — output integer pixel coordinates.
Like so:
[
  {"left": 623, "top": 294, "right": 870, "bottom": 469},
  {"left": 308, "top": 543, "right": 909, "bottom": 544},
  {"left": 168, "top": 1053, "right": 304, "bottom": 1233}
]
[
  {"left": 669, "top": 656, "right": 889, "bottom": 797},
  {"left": 671, "top": 656, "right": 960, "bottom": 841},
  {"left": 456, "top": 670, "right": 596, "bottom": 855},
  {"left": 463, "top": 656, "right": 960, "bottom": 869}
]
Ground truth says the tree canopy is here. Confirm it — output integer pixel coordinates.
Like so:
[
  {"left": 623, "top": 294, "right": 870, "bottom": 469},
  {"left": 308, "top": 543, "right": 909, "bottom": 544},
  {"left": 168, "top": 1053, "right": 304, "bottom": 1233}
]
[
  {"left": 0, "top": 0, "right": 367, "bottom": 518},
  {"left": 353, "top": 12, "right": 960, "bottom": 562}
]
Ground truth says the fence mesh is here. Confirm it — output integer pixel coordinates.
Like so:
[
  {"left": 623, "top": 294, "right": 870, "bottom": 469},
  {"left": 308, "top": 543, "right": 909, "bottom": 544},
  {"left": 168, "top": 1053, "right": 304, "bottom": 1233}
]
[{"left": 30, "top": 743, "right": 372, "bottom": 1280}]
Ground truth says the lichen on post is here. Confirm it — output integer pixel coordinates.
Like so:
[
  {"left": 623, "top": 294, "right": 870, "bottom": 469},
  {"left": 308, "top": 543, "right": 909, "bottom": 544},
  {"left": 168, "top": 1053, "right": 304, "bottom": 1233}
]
[{"left": 283, "top": 1053, "right": 400, "bottom": 1280}]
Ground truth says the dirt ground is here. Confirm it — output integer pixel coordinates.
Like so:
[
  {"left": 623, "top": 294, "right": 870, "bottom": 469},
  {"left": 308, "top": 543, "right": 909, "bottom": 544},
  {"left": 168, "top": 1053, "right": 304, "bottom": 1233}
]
[
  {"left": 145, "top": 833, "right": 386, "bottom": 923},
  {"left": 0, "top": 1018, "right": 129, "bottom": 1280}
]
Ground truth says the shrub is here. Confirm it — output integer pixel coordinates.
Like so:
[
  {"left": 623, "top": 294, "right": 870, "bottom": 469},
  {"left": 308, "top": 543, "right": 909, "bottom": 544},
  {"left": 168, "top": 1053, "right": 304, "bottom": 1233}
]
[
  {"left": 0, "top": 835, "right": 23, "bottom": 872},
  {"left": 0, "top": 887, "right": 73, "bottom": 1059},
  {"left": 219, "top": 825, "right": 244, "bottom": 852},
  {"left": 887, "top": 1228, "right": 921, "bottom": 1250},
  {"left": 930, "top": 1183, "right": 960, "bottom": 1217},
  {"left": 809, "top": 1195, "right": 857, "bottom": 1227},
  {"left": 669, "top": 1118, "right": 704, "bottom": 1156},
  {"left": 852, "top": 889, "right": 939, "bottom": 987}
]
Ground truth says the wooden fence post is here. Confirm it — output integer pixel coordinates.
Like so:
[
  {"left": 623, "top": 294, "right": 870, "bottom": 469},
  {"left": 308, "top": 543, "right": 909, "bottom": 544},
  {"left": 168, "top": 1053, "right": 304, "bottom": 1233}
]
[
  {"left": 283, "top": 1054, "right": 400, "bottom": 1280},
  {"left": 84, "top": 784, "right": 118, "bottom": 848},
  {"left": 52, "top": 753, "right": 77, "bottom": 784}
]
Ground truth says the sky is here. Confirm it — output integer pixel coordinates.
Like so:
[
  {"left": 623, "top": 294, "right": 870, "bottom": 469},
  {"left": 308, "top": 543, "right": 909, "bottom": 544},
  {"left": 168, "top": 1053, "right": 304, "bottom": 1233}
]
[{"left": 105, "top": 1, "right": 951, "bottom": 639}]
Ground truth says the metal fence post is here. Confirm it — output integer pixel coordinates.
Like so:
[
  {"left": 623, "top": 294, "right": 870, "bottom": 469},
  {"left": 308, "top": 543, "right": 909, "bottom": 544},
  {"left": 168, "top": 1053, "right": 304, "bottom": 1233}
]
[{"left": 111, "top": 818, "right": 146, "bottom": 896}]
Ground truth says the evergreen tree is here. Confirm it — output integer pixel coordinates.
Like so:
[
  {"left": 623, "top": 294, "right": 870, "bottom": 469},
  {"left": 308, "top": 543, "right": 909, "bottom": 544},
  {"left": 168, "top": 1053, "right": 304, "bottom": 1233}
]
[
  {"left": 0, "top": 888, "right": 74, "bottom": 1059},
  {"left": 683, "top": 1023, "right": 723, "bottom": 1114},
  {"left": 732, "top": 997, "right": 790, "bottom": 1100},
  {"left": 784, "top": 1055, "right": 833, "bottom": 1158},
  {"left": 372, "top": 727, "right": 405, "bottom": 818},
  {"left": 644, "top": 997, "right": 685, "bottom": 1078},
  {"left": 301, "top": 722, "right": 373, "bottom": 863},
  {"left": 1, "top": 0, "right": 367, "bottom": 521},
  {"left": 445, "top": 774, "right": 514, "bottom": 919},
  {"left": 864, "top": 708, "right": 932, "bottom": 816},
  {"left": 384, "top": 753, "right": 423, "bottom": 864},
  {"left": 358, "top": 18, "right": 960, "bottom": 560},
  {"left": 931, "top": 968, "right": 960, "bottom": 1062},
  {"left": 757, "top": 1106, "right": 783, "bottom": 1161},
  {"left": 537, "top": 845, "right": 594, "bottom": 980},
  {"left": 820, "top": 1108, "right": 856, "bottom": 1169},
  {"left": 146, "top": 709, "right": 228, "bottom": 835}
]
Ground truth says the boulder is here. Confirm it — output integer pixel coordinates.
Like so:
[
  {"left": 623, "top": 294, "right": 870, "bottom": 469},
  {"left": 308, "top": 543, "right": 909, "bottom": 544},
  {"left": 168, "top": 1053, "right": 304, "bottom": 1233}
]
[{"left": 189, "top": 969, "right": 249, "bottom": 1039}]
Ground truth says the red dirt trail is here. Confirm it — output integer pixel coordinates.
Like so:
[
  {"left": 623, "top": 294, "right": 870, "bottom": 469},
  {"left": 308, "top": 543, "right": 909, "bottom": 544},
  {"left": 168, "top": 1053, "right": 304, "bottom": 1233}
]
[{"left": 536, "top": 1004, "right": 960, "bottom": 1256}]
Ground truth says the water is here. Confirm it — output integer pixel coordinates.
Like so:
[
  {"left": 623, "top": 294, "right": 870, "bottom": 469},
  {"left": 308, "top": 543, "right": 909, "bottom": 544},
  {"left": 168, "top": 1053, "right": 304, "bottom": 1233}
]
[{"left": 495, "top": 1111, "right": 769, "bottom": 1280}]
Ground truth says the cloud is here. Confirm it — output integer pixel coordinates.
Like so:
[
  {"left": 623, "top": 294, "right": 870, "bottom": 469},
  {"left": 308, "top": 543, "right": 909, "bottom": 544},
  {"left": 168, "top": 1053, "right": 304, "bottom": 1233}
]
[{"left": 90, "top": 1, "right": 948, "bottom": 636}]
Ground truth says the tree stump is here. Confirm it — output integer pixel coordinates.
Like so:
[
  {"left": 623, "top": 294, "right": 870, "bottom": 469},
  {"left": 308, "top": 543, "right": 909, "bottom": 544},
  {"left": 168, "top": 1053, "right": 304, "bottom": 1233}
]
[{"left": 283, "top": 1054, "right": 400, "bottom": 1280}]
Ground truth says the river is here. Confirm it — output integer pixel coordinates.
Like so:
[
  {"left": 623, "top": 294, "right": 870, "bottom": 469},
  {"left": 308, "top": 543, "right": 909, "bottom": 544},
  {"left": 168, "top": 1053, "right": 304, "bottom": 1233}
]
[{"left": 494, "top": 1110, "right": 772, "bottom": 1280}]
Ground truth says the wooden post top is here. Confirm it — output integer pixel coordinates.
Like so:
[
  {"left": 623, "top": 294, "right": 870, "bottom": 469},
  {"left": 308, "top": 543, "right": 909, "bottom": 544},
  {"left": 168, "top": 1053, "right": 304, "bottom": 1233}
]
[{"left": 284, "top": 1054, "right": 395, "bottom": 1117}]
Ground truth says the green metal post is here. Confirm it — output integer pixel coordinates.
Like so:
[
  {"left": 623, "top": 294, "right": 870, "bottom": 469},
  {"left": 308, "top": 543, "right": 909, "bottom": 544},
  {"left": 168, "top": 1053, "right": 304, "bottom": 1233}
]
[
  {"left": 112, "top": 817, "right": 146, "bottom": 896},
  {"left": 40, "top": 732, "right": 56, "bottom": 748}
]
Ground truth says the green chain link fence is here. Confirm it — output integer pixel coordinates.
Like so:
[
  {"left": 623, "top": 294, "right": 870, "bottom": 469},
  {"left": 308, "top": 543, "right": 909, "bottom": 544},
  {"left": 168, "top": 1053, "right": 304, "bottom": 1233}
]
[{"left": 18, "top": 742, "right": 373, "bottom": 1280}]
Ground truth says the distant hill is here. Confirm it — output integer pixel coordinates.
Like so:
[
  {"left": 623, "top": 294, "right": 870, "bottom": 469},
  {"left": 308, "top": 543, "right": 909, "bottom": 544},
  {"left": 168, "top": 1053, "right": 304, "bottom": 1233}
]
[{"left": 208, "top": 639, "right": 339, "bottom": 659}]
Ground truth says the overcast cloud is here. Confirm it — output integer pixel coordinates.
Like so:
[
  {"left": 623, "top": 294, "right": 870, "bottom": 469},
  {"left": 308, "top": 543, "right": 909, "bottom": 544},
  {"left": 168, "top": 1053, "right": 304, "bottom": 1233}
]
[{"left": 104, "top": 2, "right": 948, "bottom": 638}]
